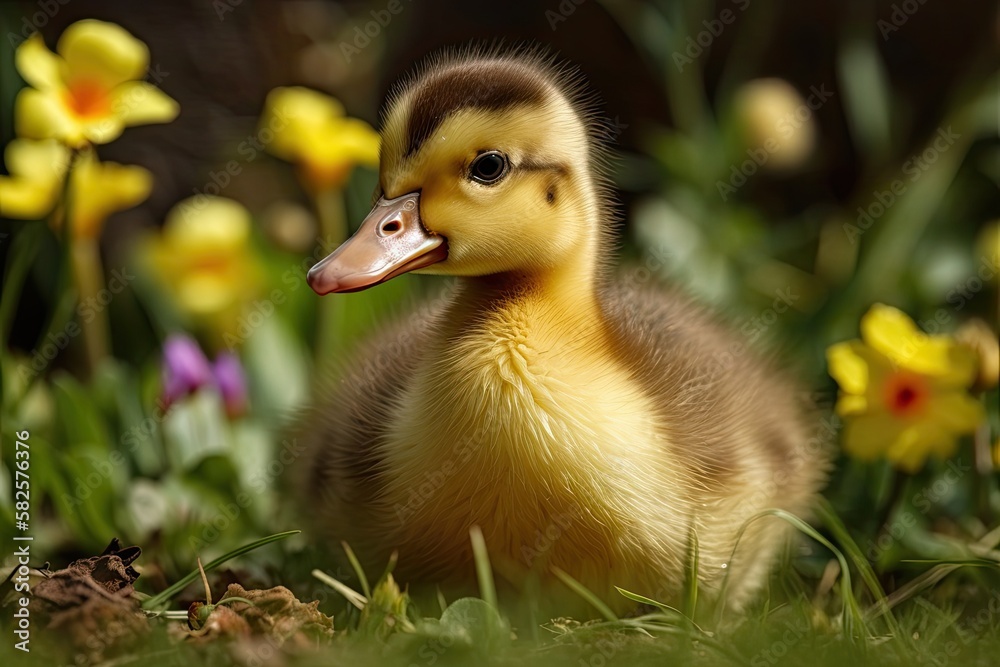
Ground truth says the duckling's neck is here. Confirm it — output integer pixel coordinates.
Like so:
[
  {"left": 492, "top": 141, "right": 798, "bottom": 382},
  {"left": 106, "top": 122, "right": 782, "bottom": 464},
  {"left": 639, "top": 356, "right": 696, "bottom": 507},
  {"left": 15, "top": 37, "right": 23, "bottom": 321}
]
[{"left": 457, "top": 232, "right": 604, "bottom": 332}]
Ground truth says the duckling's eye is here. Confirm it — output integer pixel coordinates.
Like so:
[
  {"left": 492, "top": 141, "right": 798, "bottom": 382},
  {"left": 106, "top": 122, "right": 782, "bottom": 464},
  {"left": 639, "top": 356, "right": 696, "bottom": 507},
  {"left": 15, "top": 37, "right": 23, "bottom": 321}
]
[{"left": 469, "top": 151, "right": 509, "bottom": 185}]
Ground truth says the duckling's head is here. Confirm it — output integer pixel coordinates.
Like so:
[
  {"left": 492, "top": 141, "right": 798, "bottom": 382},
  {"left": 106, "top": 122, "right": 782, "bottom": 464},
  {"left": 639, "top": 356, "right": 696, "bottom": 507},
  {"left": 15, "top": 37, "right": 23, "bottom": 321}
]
[{"left": 308, "top": 49, "right": 611, "bottom": 294}]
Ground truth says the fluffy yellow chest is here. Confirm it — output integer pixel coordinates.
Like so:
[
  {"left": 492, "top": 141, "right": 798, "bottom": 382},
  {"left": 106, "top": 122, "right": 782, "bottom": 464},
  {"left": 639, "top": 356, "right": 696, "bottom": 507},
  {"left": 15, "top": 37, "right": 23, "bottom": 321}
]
[{"left": 379, "top": 295, "right": 673, "bottom": 585}]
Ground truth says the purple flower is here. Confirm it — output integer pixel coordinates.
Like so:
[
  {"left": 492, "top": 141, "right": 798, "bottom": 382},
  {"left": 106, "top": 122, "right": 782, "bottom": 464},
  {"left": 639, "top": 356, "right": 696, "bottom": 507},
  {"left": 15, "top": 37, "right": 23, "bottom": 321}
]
[
  {"left": 212, "top": 352, "right": 248, "bottom": 418},
  {"left": 162, "top": 334, "right": 213, "bottom": 407}
]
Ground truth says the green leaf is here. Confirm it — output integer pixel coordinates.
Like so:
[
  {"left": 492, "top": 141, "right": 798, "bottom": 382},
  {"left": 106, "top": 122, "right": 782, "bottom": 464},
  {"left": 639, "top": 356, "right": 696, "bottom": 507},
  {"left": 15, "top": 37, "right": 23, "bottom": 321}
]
[{"left": 438, "top": 597, "right": 510, "bottom": 652}]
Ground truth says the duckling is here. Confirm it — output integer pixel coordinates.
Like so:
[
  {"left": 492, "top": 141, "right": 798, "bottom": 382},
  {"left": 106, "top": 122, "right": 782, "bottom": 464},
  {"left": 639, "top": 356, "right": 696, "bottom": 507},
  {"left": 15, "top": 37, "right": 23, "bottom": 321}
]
[{"left": 296, "top": 48, "right": 827, "bottom": 614}]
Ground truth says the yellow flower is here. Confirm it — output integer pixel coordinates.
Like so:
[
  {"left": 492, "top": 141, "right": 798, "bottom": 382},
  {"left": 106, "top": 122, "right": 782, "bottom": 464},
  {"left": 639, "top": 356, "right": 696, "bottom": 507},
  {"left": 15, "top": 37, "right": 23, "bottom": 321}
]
[
  {"left": 14, "top": 20, "right": 179, "bottom": 147},
  {"left": 149, "top": 197, "right": 260, "bottom": 321},
  {"left": 260, "top": 86, "right": 379, "bottom": 193},
  {"left": 0, "top": 141, "right": 149, "bottom": 239},
  {"left": 732, "top": 78, "right": 816, "bottom": 170},
  {"left": 827, "top": 304, "right": 985, "bottom": 472},
  {"left": 68, "top": 151, "right": 152, "bottom": 239},
  {"left": 0, "top": 139, "right": 70, "bottom": 219}
]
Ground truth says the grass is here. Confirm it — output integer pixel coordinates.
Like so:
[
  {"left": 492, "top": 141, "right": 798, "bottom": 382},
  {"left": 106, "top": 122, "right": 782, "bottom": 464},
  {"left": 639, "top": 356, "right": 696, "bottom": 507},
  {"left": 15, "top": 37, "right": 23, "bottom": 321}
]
[{"left": 5, "top": 503, "right": 999, "bottom": 667}]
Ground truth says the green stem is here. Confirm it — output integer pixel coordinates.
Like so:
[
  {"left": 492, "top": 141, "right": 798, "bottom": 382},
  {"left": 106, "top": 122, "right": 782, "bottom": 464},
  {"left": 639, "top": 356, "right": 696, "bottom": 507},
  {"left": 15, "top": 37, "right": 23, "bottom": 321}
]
[
  {"left": 72, "top": 237, "right": 109, "bottom": 375},
  {"left": 311, "top": 188, "right": 347, "bottom": 366},
  {"left": 314, "top": 187, "right": 347, "bottom": 246}
]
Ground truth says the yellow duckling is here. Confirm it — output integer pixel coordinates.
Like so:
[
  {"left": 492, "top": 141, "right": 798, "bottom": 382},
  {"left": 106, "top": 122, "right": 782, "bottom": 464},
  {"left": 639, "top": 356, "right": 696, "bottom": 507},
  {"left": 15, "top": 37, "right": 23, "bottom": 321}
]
[{"left": 297, "top": 49, "right": 827, "bottom": 613}]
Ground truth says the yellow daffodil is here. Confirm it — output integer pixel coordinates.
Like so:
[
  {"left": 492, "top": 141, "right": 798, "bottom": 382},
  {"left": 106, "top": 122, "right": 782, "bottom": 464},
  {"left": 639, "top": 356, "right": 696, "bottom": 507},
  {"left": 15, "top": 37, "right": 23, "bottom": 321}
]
[
  {"left": 0, "top": 139, "right": 69, "bottom": 219},
  {"left": 148, "top": 196, "right": 260, "bottom": 322},
  {"left": 67, "top": 151, "right": 152, "bottom": 239},
  {"left": 260, "top": 86, "right": 379, "bottom": 193},
  {"left": 0, "top": 141, "right": 149, "bottom": 240},
  {"left": 14, "top": 19, "right": 179, "bottom": 147},
  {"left": 827, "top": 304, "right": 985, "bottom": 472}
]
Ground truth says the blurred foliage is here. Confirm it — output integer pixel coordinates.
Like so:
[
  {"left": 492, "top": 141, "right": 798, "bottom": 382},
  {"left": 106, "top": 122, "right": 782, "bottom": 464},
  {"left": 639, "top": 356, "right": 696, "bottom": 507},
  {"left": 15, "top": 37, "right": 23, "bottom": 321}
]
[{"left": 0, "top": 0, "right": 998, "bottom": 665}]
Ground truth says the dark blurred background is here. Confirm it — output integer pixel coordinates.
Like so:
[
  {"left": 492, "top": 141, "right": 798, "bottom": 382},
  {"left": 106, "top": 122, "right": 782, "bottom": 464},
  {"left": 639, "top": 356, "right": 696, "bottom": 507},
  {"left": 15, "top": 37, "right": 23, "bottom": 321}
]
[{"left": 2, "top": 0, "right": 996, "bottom": 270}]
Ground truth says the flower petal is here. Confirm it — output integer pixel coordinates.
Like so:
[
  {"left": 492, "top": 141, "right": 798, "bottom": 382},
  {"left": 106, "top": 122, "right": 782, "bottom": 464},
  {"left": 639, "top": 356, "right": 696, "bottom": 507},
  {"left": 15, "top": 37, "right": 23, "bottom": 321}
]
[
  {"left": 15, "top": 88, "right": 84, "bottom": 145},
  {"left": 79, "top": 115, "right": 127, "bottom": 145},
  {"left": 926, "top": 391, "right": 986, "bottom": 434},
  {"left": 262, "top": 86, "right": 346, "bottom": 162},
  {"left": 827, "top": 341, "right": 868, "bottom": 395},
  {"left": 163, "top": 197, "right": 250, "bottom": 253},
  {"left": 0, "top": 139, "right": 68, "bottom": 219},
  {"left": 861, "top": 304, "right": 922, "bottom": 356},
  {"left": 0, "top": 177, "right": 56, "bottom": 219},
  {"left": 834, "top": 393, "right": 868, "bottom": 416},
  {"left": 58, "top": 19, "right": 149, "bottom": 88},
  {"left": 71, "top": 155, "right": 152, "bottom": 239},
  {"left": 861, "top": 303, "right": 976, "bottom": 384},
  {"left": 111, "top": 81, "right": 179, "bottom": 127},
  {"left": 177, "top": 274, "right": 240, "bottom": 314},
  {"left": 162, "top": 334, "right": 213, "bottom": 405},
  {"left": 841, "top": 412, "right": 898, "bottom": 461},
  {"left": 886, "top": 424, "right": 955, "bottom": 473},
  {"left": 5, "top": 138, "right": 70, "bottom": 180},
  {"left": 15, "top": 33, "right": 65, "bottom": 90},
  {"left": 213, "top": 352, "right": 248, "bottom": 418}
]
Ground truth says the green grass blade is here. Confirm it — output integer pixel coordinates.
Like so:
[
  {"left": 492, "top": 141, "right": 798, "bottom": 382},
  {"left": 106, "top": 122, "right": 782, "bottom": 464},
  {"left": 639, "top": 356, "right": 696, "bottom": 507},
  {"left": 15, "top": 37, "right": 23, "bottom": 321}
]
[
  {"left": 682, "top": 523, "right": 700, "bottom": 620},
  {"left": 141, "top": 530, "right": 300, "bottom": 610},
  {"left": 615, "top": 587, "right": 697, "bottom": 628},
  {"left": 716, "top": 508, "right": 864, "bottom": 640},
  {"left": 901, "top": 559, "right": 999, "bottom": 567},
  {"left": 312, "top": 568, "right": 367, "bottom": 610},
  {"left": 469, "top": 525, "right": 497, "bottom": 610},
  {"left": 376, "top": 550, "right": 399, "bottom": 587},
  {"left": 816, "top": 498, "right": 901, "bottom": 638},
  {"left": 341, "top": 541, "right": 372, "bottom": 599},
  {"left": 552, "top": 566, "right": 618, "bottom": 622}
]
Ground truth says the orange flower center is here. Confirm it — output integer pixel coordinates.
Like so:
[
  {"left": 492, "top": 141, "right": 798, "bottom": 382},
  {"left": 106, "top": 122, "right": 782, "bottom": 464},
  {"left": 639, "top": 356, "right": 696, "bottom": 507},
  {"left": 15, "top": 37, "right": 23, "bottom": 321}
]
[
  {"left": 300, "top": 161, "right": 349, "bottom": 194},
  {"left": 883, "top": 371, "right": 928, "bottom": 417},
  {"left": 65, "top": 79, "right": 112, "bottom": 119},
  {"left": 190, "top": 255, "right": 232, "bottom": 274}
]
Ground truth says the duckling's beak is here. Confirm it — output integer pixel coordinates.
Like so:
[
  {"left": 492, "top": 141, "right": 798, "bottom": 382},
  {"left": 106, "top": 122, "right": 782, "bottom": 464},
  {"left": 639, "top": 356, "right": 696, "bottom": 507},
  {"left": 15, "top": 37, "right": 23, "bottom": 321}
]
[{"left": 307, "top": 192, "right": 448, "bottom": 294}]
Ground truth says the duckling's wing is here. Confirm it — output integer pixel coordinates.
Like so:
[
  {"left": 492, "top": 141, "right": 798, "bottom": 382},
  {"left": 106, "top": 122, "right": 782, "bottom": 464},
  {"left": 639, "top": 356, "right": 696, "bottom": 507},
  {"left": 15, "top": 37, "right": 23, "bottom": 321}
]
[{"left": 600, "top": 278, "right": 822, "bottom": 499}]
